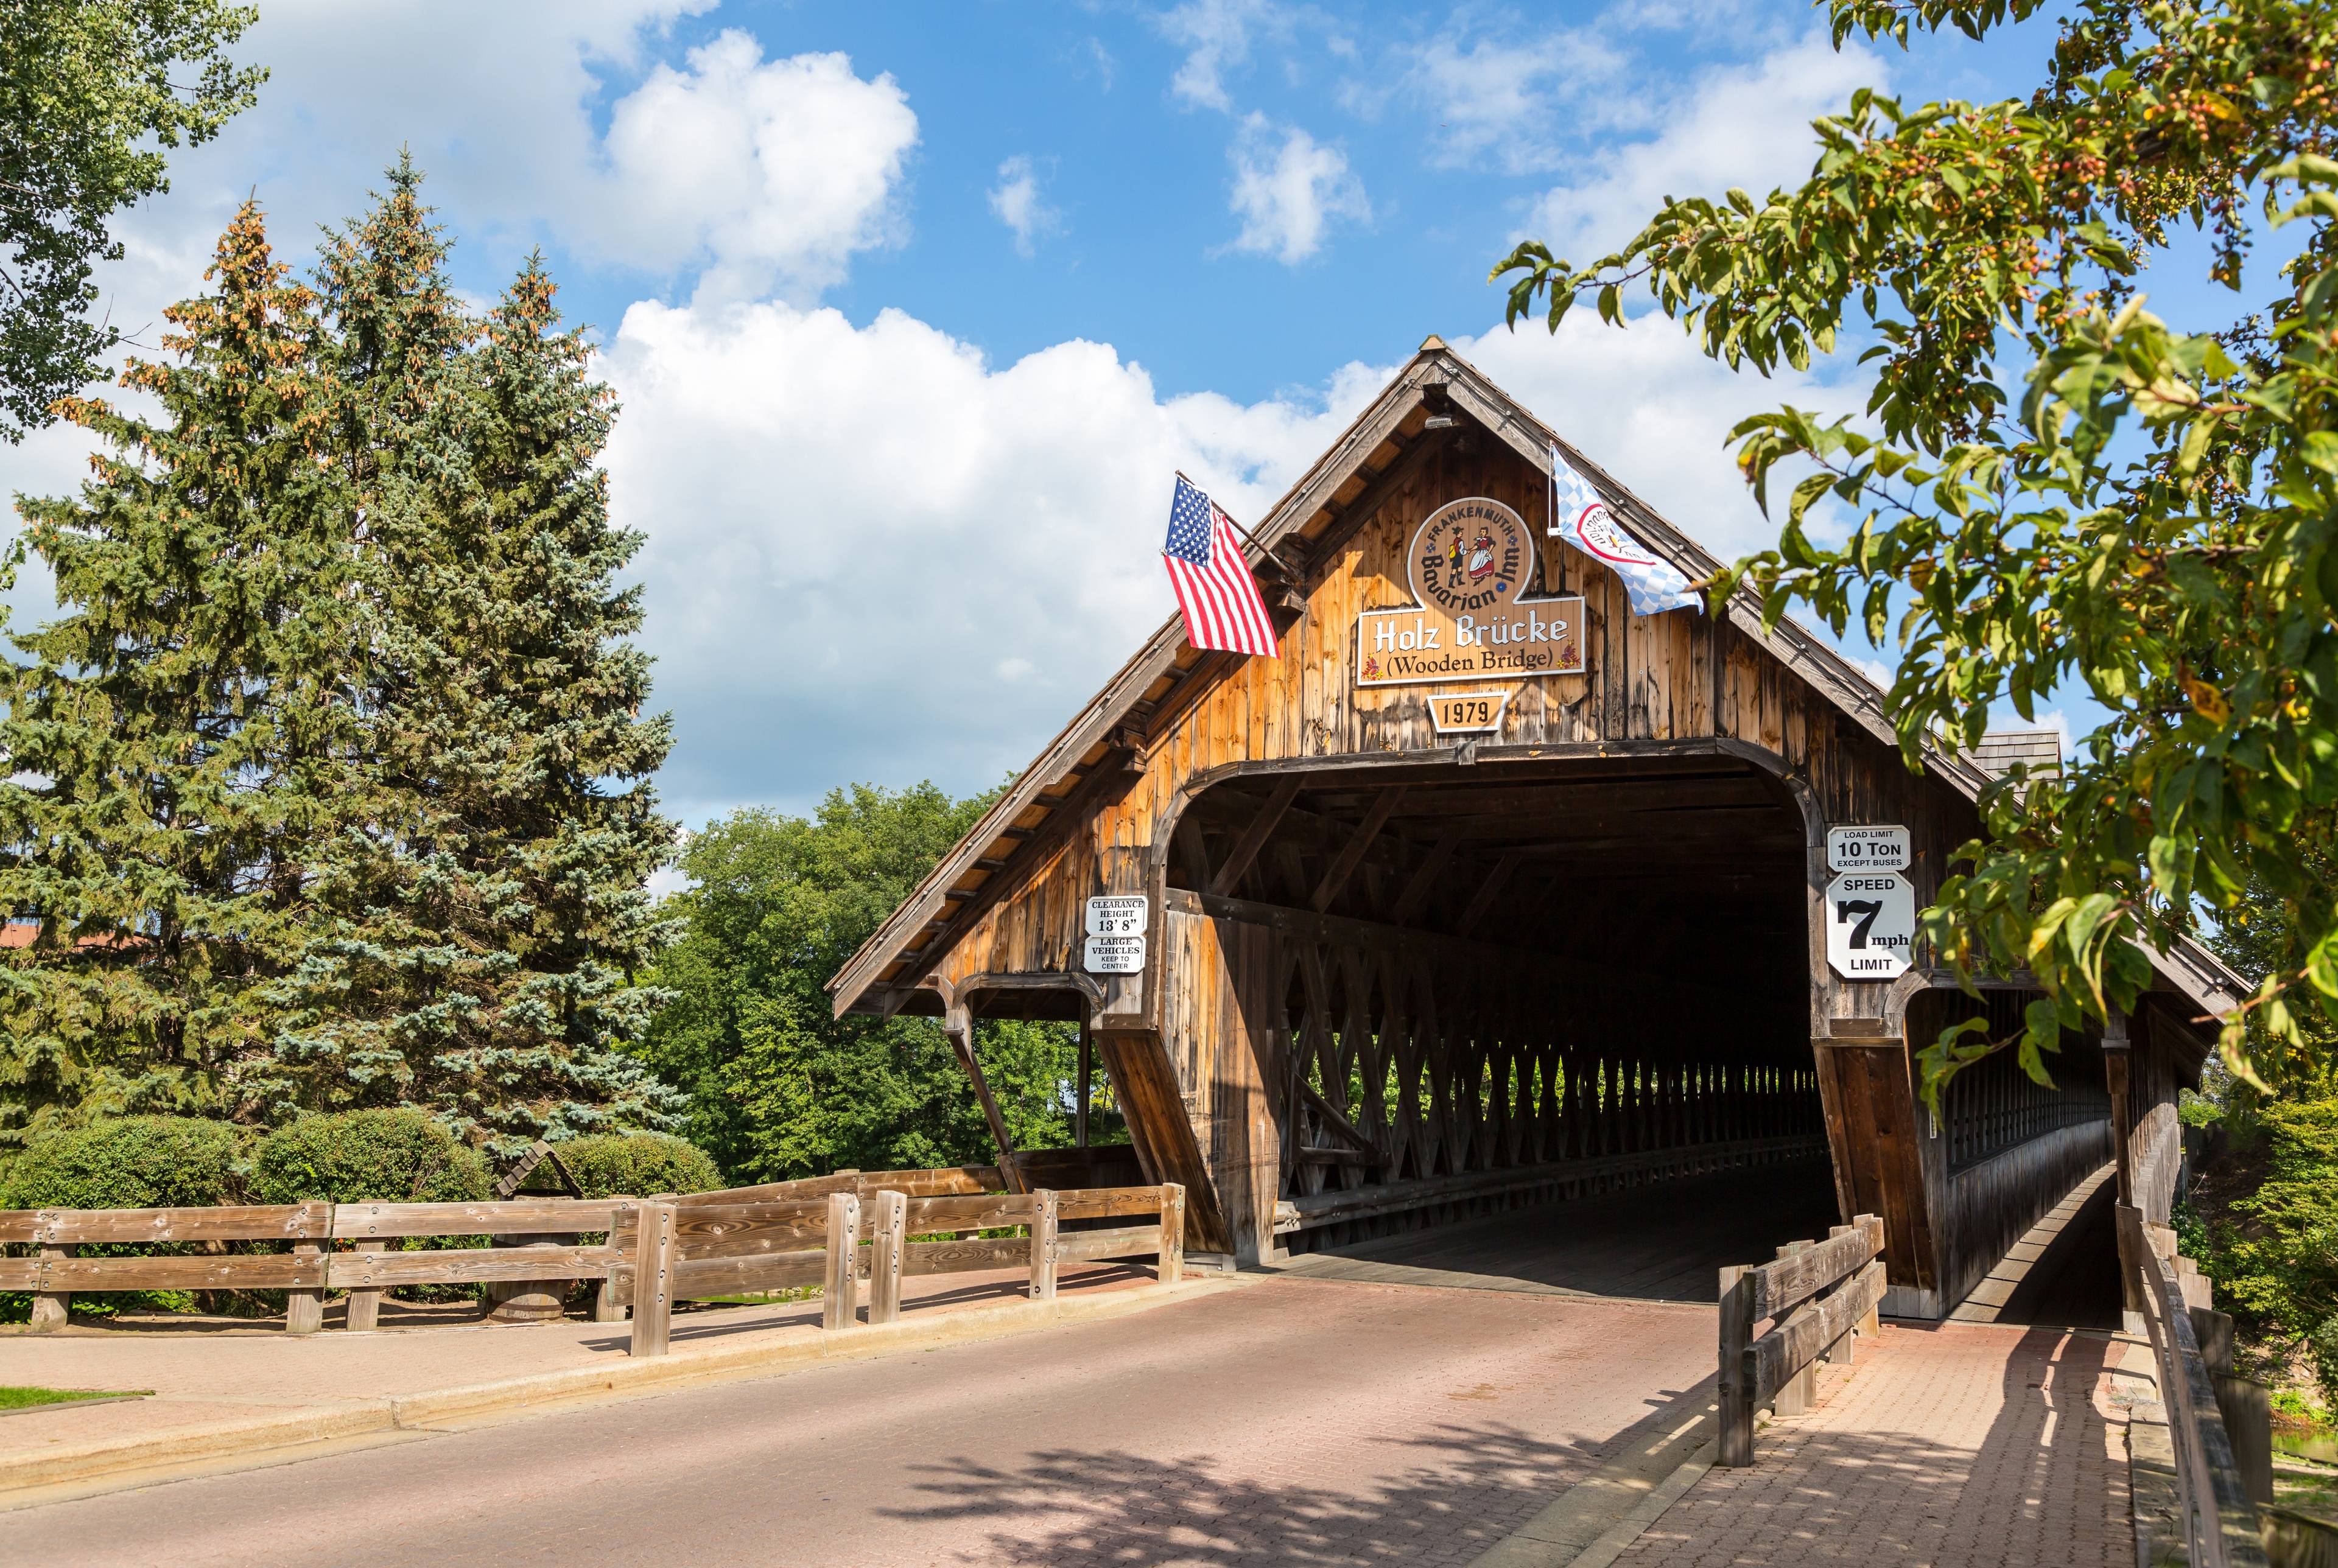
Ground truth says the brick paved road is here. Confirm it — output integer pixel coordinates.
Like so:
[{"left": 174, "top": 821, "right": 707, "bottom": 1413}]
[
  {"left": 7, "top": 1276, "right": 1719, "bottom": 1568},
  {"left": 5, "top": 1275, "right": 2142, "bottom": 1567}
]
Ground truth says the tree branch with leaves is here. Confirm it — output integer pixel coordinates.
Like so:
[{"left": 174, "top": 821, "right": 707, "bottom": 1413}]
[{"left": 1494, "top": 0, "right": 2338, "bottom": 1104}]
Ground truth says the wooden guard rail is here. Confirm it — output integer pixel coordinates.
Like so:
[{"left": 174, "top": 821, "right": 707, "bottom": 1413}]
[
  {"left": 0, "top": 1164, "right": 1018, "bottom": 1333},
  {"left": 610, "top": 1183, "right": 1187, "bottom": 1357},
  {"left": 0, "top": 1166, "right": 1187, "bottom": 1354},
  {"left": 1716, "top": 1213, "right": 1885, "bottom": 1467},
  {"left": 0, "top": 1199, "right": 625, "bottom": 1334},
  {"left": 2116, "top": 1202, "right": 2271, "bottom": 1568}
]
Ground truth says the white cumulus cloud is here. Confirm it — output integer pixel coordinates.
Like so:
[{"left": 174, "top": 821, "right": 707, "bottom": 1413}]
[
  {"left": 1224, "top": 115, "right": 1369, "bottom": 265},
  {"left": 598, "top": 35, "right": 918, "bottom": 303},
  {"left": 600, "top": 298, "right": 1390, "bottom": 817},
  {"left": 1521, "top": 34, "right": 1885, "bottom": 262},
  {"left": 988, "top": 155, "right": 1061, "bottom": 256}
]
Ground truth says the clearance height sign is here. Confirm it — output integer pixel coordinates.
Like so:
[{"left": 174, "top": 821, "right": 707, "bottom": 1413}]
[{"left": 1357, "top": 498, "right": 1586, "bottom": 688}]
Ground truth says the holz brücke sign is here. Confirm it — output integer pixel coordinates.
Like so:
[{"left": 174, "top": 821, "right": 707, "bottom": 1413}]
[{"left": 1357, "top": 497, "right": 1586, "bottom": 688}]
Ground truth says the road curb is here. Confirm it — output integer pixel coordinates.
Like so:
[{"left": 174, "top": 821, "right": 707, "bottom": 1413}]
[
  {"left": 4, "top": 1403, "right": 398, "bottom": 1498},
  {"left": 2, "top": 1276, "right": 1231, "bottom": 1508},
  {"left": 1467, "top": 1405, "right": 1714, "bottom": 1568}
]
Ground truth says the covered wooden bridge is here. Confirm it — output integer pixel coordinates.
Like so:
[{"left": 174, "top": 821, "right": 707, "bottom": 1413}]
[{"left": 828, "top": 337, "right": 2242, "bottom": 1320}]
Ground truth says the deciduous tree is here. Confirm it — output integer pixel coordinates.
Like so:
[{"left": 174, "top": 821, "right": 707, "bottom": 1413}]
[
  {"left": 0, "top": 0, "right": 263, "bottom": 439},
  {"left": 1495, "top": 0, "right": 2338, "bottom": 1099},
  {"left": 640, "top": 785, "right": 1108, "bottom": 1182}
]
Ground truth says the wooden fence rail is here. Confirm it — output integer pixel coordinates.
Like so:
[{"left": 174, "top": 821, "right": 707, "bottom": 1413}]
[
  {"left": 1, "top": 1171, "right": 1187, "bottom": 1349},
  {"left": 1716, "top": 1213, "right": 1885, "bottom": 1467},
  {"left": 610, "top": 1182, "right": 1187, "bottom": 1357},
  {"left": 1, "top": 1199, "right": 628, "bottom": 1334},
  {"left": 2116, "top": 1202, "right": 2271, "bottom": 1568}
]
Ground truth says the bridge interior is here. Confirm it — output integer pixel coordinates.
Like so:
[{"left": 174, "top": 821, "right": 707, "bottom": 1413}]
[
  {"left": 1164, "top": 753, "right": 1838, "bottom": 1270},
  {"left": 1148, "top": 752, "right": 2134, "bottom": 1325}
]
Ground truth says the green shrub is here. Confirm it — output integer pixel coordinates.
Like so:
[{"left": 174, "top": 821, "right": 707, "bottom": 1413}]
[
  {"left": 556, "top": 1133, "right": 722, "bottom": 1198},
  {"left": 2204, "top": 1091, "right": 2338, "bottom": 1406},
  {"left": 1, "top": 1116, "right": 250, "bottom": 1209},
  {"left": 1, "top": 1117, "right": 255, "bottom": 1323},
  {"left": 250, "top": 1110, "right": 490, "bottom": 1204}
]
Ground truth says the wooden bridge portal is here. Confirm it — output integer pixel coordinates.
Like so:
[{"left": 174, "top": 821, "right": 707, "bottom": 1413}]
[{"left": 829, "top": 337, "right": 2241, "bottom": 1319}]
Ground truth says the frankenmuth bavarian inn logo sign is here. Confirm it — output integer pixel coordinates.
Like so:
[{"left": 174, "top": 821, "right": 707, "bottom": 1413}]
[{"left": 1357, "top": 497, "right": 1587, "bottom": 687}]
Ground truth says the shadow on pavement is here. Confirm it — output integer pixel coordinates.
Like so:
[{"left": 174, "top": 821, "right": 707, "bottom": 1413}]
[
  {"left": 1624, "top": 1326, "right": 2127, "bottom": 1567},
  {"left": 883, "top": 1377, "right": 1720, "bottom": 1567}
]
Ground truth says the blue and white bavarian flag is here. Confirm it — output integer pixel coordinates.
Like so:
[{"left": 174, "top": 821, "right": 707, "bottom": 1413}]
[{"left": 1548, "top": 441, "right": 1701, "bottom": 616}]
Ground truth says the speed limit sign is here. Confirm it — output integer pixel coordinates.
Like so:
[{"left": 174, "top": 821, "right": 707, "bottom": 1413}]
[{"left": 1825, "top": 871, "right": 1914, "bottom": 979}]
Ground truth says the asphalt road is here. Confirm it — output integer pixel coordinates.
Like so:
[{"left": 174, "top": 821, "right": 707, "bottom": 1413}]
[{"left": 9, "top": 1273, "right": 1718, "bottom": 1568}]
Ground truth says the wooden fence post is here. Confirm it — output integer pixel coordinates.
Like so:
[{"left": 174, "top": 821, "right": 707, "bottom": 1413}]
[
  {"left": 1822, "top": 1225, "right": 1856, "bottom": 1368},
  {"left": 822, "top": 1191, "right": 861, "bottom": 1330},
  {"left": 345, "top": 1240, "right": 387, "bottom": 1331},
  {"left": 1718, "top": 1261, "right": 1755, "bottom": 1468},
  {"left": 285, "top": 1202, "right": 331, "bottom": 1334},
  {"left": 868, "top": 1189, "right": 906, "bottom": 1325},
  {"left": 1855, "top": 1214, "right": 1883, "bottom": 1339},
  {"left": 1772, "top": 1241, "right": 1814, "bottom": 1415},
  {"left": 29, "top": 1218, "right": 71, "bottom": 1332},
  {"left": 629, "top": 1201, "right": 676, "bottom": 1357},
  {"left": 1159, "top": 1183, "right": 1185, "bottom": 1286},
  {"left": 592, "top": 1271, "right": 625, "bottom": 1323},
  {"left": 1029, "top": 1189, "right": 1059, "bottom": 1301}
]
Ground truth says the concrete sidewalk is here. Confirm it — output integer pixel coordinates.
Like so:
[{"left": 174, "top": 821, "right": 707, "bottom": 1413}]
[{"left": 0, "top": 1259, "right": 1199, "bottom": 1505}]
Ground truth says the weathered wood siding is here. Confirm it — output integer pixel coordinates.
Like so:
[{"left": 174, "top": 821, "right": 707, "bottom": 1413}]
[
  {"left": 924, "top": 438, "right": 1973, "bottom": 1010},
  {"left": 913, "top": 436, "right": 1979, "bottom": 1285}
]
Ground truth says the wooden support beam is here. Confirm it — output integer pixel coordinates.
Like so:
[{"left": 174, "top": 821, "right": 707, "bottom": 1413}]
[
  {"left": 947, "top": 1003, "right": 1027, "bottom": 1193},
  {"left": 1310, "top": 788, "right": 1403, "bottom": 912},
  {"left": 28, "top": 1241, "right": 71, "bottom": 1332},
  {"left": 1297, "top": 1076, "right": 1381, "bottom": 1158},
  {"left": 1391, "top": 827, "right": 1463, "bottom": 926},
  {"left": 1159, "top": 1184, "right": 1186, "bottom": 1286},
  {"left": 1174, "top": 813, "right": 1212, "bottom": 891},
  {"left": 1457, "top": 852, "right": 1522, "bottom": 939},
  {"left": 345, "top": 1240, "right": 385, "bottom": 1332},
  {"left": 1771, "top": 1240, "right": 1816, "bottom": 1415},
  {"left": 1075, "top": 1020, "right": 1093, "bottom": 1149},
  {"left": 1209, "top": 775, "right": 1303, "bottom": 897},
  {"left": 286, "top": 1238, "right": 325, "bottom": 1335}
]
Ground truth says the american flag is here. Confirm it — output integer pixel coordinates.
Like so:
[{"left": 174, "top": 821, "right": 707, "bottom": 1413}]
[{"left": 1163, "top": 475, "right": 1280, "bottom": 658}]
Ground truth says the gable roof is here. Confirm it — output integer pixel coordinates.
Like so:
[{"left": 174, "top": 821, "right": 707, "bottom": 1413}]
[{"left": 827, "top": 337, "right": 2245, "bottom": 1027}]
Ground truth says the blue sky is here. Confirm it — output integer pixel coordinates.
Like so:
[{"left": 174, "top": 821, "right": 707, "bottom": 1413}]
[{"left": 1, "top": 0, "right": 2178, "bottom": 827}]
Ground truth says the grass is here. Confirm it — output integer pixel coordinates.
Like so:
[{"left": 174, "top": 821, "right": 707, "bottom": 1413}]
[
  {"left": 0, "top": 1385, "right": 150, "bottom": 1411},
  {"left": 2275, "top": 1460, "right": 2338, "bottom": 1525}
]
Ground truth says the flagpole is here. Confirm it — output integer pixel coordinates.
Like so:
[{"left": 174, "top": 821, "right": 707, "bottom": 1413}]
[{"left": 1175, "top": 471, "right": 1284, "bottom": 561}]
